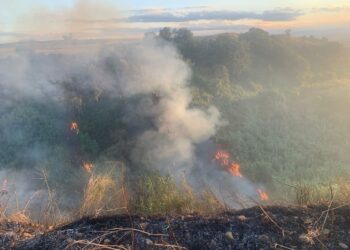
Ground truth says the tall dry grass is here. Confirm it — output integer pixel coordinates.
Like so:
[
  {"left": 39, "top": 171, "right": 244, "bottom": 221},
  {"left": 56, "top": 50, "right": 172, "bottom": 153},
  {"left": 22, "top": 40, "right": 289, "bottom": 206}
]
[
  {"left": 293, "top": 179, "right": 350, "bottom": 206},
  {"left": 0, "top": 165, "right": 284, "bottom": 226},
  {"left": 78, "top": 171, "right": 128, "bottom": 217}
]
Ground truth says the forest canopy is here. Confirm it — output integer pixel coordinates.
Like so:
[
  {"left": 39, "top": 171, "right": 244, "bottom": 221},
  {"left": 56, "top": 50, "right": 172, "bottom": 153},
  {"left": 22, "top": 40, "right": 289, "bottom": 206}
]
[{"left": 1, "top": 28, "right": 350, "bottom": 203}]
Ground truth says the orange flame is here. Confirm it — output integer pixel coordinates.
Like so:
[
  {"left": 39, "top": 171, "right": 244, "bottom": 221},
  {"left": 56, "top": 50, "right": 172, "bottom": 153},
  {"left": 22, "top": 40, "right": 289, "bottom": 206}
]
[
  {"left": 82, "top": 163, "right": 93, "bottom": 173},
  {"left": 214, "top": 150, "right": 230, "bottom": 166},
  {"left": 257, "top": 189, "right": 269, "bottom": 201},
  {"left": 70, "top": 122, "right": 79, "bottom": 134},
  {"left": 228, "top": 163, "right": 243, "bottom": 177},
  {"left": 214, "top": 150, "right": 270, "bottom": 201},
  {"left": 214, "top": 150, "right": 243, "bottom": 177}
]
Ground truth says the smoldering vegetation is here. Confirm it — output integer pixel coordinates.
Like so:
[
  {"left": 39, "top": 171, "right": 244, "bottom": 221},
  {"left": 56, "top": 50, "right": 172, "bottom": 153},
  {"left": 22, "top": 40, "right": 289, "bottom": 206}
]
[
  {"left": 0, "top": 28, "right": 350, "bottom": 223},
  {"left": 0, "top": 39, "right": 222, "bottom": 218}
]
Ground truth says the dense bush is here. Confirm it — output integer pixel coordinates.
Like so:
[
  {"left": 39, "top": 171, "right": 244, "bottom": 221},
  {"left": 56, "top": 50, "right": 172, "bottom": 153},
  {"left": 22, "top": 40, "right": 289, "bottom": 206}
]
[{"left": 1, "top": 28, "right": 350, "bottom": 206}]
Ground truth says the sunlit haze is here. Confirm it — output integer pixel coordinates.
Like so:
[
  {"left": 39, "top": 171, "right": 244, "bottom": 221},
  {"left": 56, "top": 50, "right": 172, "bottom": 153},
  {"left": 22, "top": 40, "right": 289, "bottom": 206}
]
[
  {"left": 1, "top": 1, "right": 350, "bottom": 249},
  {"left": 1, "top": 0, "right": 350, "bottom": 43}
]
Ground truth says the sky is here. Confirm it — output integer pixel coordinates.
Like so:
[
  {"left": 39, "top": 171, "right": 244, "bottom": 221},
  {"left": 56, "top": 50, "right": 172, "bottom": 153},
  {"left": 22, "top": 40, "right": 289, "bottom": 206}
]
[{"left": 0, "top": 0, "right": 349, "bottom": 43}]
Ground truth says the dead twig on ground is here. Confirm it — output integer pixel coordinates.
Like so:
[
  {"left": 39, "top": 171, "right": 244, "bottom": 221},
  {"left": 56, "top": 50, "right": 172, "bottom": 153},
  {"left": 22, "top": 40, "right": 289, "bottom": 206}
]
[
  {"left": 97, "top": 227, "right": 168, "bottom": 237},
  {"left": 258, "top": 204, "right": 285, "bottom": 237},
  {"left": 153, "top": 242, "right": 187, "bottom": 249},
  {"left": 312, "top": 187, "right": 337, "bottom": 229},
  {"left": 65, "top": 226, "right": 183, "bottom": 250},
  {"left": 250, "top": 198, "right": 286, "bottom": 237},
  {"left": 68, "top": 227, "right": 168, "bottom": 250},
  {"left": 273, "top": 243, "right": 295, "bottom": 250},
  {"left": 320, "top": 187, "right": 336, "bottom": 231},
  {"left": 66, "top": 240, "right": 128, "bottom": 250}
]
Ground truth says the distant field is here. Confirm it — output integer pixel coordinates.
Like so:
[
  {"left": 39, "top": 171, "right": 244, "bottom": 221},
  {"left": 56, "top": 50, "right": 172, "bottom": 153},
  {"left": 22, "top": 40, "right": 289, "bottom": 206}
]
[{"left": 0, "top": 38, "right": 137, "bottom": 56}]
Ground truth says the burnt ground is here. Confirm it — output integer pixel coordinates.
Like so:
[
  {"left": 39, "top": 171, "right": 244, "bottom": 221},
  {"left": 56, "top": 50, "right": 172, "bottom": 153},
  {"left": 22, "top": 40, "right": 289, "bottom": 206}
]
[{"left": 1, "top": 204, "right": 350, "bottom": 250}]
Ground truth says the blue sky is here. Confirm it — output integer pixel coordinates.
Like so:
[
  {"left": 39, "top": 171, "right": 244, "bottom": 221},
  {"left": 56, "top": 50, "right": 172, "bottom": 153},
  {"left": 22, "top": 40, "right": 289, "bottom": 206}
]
[{"left": 10, "top": 0, "right": 350, "bottom": 11}]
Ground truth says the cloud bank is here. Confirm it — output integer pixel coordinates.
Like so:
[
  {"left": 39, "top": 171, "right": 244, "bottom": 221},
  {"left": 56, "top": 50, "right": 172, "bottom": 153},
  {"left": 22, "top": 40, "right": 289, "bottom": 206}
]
[{"left": 128, "top": 9, "right": 303, "bottom": 23}]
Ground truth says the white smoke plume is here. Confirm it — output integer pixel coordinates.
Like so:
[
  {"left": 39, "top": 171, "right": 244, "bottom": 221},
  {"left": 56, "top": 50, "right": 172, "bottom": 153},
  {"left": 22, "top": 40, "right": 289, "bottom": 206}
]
[
  {"left": 93, "top": 41, "right": 221, "bottom": 174},
  {"left": 83, "top": 40, "right": 220, "bottom": 174},
  {"left": 0, "top": 39, "right": 226, "bottom": 213}
]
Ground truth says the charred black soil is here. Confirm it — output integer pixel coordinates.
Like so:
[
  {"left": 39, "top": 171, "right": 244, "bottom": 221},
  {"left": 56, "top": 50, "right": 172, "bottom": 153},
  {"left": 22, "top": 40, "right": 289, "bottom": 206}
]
[{"left": 2, "top": 205, "right": 350, "bottom": 250}]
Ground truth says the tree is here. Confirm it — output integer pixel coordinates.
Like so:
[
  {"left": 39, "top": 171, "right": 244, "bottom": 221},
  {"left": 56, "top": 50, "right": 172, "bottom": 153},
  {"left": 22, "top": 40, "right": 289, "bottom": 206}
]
[
  {"left": 173, "top": 28, "right": 193, "bottom": 44},
  {"left": 159, "top": 27, "right": 172, "bottom": 41}
]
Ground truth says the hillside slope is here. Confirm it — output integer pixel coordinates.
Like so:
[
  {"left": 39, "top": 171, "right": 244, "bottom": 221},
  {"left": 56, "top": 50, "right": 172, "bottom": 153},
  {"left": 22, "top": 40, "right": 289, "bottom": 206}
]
[{"left": 2, "top": 204, "right": 350, "bottom": 250}]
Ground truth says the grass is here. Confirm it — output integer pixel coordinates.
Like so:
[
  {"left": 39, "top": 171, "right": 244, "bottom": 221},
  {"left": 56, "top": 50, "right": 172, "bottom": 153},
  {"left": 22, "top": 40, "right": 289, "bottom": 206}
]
[
  {"left": 293, "top": 180, "right": 350, "bottom": 206},
  {"left": 79, "top": 170, "right": 128, "bottom": 217},
  {"left": 76, "top": 163, "right": 227, "bottom": 217},
  {"left": 129, "top": 173, "right": 225, "bottom": 215},
  {"left": 130, "top": 174, "right": 193, "bottom": 214},
  {"left": 0, "top": 164, "right": 229, "bottom": 227},
  {"left": 1, "top": 162, "right": 350, "bottom": 228},
  {"left": 0, "top": 168, "right": 65, "bottom": 227}
]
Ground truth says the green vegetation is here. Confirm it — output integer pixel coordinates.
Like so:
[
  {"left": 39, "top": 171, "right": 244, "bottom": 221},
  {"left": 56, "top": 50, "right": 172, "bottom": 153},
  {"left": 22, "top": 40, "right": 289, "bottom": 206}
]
[
  {"left": 161, "top": 27, "right": 350, "bottom": 195},
  {"left": 1, "top": 28, "right": 350, "bottom": 214}
]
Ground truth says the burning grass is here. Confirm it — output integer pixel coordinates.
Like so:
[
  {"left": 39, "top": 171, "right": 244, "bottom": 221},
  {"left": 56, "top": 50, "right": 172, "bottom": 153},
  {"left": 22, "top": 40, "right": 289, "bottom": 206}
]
[
  {"left": 0, "top": 150, "right": 349, "bottom": 250},
  {"left": 70, "top": 121, "right": 79, "bottom": 134},
  {"left": 213, "top": 149, "right": 269, "bottom": 202},
  {"left": 2, "top": 166, "right": 350, "bottom": 249},
  {"left": 79, "top": 172, "right": 128, "bottom": 218},
  {"left": 2, "top": 163, "right": 349, "bottom": 226}
]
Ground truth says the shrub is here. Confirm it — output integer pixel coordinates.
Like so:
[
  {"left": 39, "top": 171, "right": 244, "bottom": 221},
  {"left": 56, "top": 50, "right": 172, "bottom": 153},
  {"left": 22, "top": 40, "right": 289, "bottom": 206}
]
[{"left": 79, "top": 165, "right": 128, "bottom": 218}]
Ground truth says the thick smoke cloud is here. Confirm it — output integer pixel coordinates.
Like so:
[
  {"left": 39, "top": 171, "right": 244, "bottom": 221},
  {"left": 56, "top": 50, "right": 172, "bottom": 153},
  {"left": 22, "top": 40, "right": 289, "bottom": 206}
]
[
  {"left": 89, "top": 41, "right": 221, "bottom": 174},
  {"left": 3, "top": 36, "right": 273, "bottom": 213},
  {"left": 0, "top": 39, "right": 227, "bottom": 214}
]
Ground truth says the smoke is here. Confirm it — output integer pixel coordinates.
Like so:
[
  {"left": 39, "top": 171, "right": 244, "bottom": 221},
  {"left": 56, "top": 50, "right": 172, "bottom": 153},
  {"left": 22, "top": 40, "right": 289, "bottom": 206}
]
[
  {"left": 86, "top": 40, "right": 221, "bottom": 176},
  {"left": 2, "top": 32, "right": 276, "bottom": 213},
  {"left": 0, "top": 37, "right": 230, "bottom": 214},
  {"left": 97, "top": 42, "right": 220, "bottom": 174},
  {"left": 7, "top": 0, "right": 121, "bottom": 41}
]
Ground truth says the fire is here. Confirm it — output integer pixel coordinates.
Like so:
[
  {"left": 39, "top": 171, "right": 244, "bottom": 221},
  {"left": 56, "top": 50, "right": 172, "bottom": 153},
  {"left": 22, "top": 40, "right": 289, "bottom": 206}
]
[
  {"left": 82, "top": 163, "right": 93, "bottom": 173},
  {"left": 70, "top": 121, "right": 79, "bottom": 134},
  {"left": 214, "top": 150, "right": 230, "bottom": 166},
  {"left": 257, "top": 189, "right": 269, "bottom": 201},
  {"left": 213, "top": 150, "right": 242, "bottom": 177},
  {"left": 213, "top": 149, "right": 270, "bottom": 202},
  {"left": 228, "top": 163, "right": 242, "bottom": 177}
]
